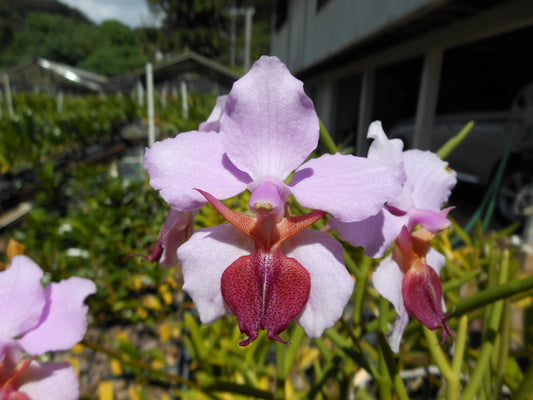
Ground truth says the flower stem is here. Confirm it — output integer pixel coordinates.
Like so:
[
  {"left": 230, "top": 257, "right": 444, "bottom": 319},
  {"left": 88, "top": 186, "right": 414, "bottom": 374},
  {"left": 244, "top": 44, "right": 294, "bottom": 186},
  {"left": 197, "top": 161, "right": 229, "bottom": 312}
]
[
  {"left": 377, "top": 333, "right": 410, "bottom": 400},
  {"left": 462, "top": 250, "right": 509, "bottom": 400},
  {"left": 422, "top": 326, "right": 459, "bottom": 400},
  {"left": 353, "top": 255, "right": 372, "bottom": 337},
  {"left": 319, "top": 119, "right": 339, "bottom": 154},
  {"left": 452, "top": 274, "right": 533, "bottom": 317}
]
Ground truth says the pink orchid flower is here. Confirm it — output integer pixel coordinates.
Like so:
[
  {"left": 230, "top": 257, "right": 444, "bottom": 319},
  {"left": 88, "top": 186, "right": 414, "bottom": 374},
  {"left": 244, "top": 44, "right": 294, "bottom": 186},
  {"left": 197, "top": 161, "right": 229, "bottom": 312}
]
[
  {"left": 0, "top": 256, "right": 95, "bottom": 400},
  {"left": 144, "top": 56, "right": 406, "bottom": 345},
  {"left": 331, "top": 121, "right": 457, "bottom": 352},
  {"left": 145, "top": 56, "right": 405, "bottom": 222}
]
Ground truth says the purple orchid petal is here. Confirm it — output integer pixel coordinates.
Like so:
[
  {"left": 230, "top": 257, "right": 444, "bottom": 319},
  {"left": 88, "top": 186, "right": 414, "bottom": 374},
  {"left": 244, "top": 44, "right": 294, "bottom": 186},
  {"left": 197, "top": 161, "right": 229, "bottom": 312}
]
[
  {"left": 199, "top": 95, "right": 227, "bottom": 132},
  {"left": 0, "top": 256, "right": 45, "bottom": 341},
  {"left": 145, "top": 131, "right": 251, "bottom": 211},
  {"left": 16, "top": 361, "right": 78, "bottom": 400},
  {"left": 154, "top": 209, "right": 195, "bottom": 269},
  {"left": 403, "top": 149, "right": 457, "bottom": 212},
  {"left": 367, "top": 121, "right": 404, "bottom": 166},
  {"left": 19, "top": 277, "right": 95, "bottom": 355},
  {"left": 387, "top": 306, "right": 411, "bottom": 353},
  {"left": 220, "top": 56, "right": 319, "bottom": 182},
  {"left": 178, "top": 224, "right": 254, "bottom": 324},
  {"left": 372, "top": 254, "right": 408, "bottom": 352},
  {"left": 283, "top": 229, "right": 354, "bottom": 337},
  {"left": 408, "top": 208, "right": 451, "bottom": 233},
  {"left": 291, "top": 153, "right": 406, "bottom": 222},
  {"left": 330, "top": 209, "right": 407, "bottom": 258}
]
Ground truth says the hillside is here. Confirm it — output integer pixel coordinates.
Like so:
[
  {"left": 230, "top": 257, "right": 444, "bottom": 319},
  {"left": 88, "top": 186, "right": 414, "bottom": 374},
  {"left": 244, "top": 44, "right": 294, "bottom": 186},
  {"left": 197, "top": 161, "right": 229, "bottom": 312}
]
[{"left": 0, "top": 0, "right": 149, "bottom": 75}]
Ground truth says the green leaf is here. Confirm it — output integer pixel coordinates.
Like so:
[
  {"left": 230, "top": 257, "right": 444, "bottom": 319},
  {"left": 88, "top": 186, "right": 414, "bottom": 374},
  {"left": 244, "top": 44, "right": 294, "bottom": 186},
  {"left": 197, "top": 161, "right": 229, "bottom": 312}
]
[{"left": 436, "top": 120, "right": 474, "bottom": 160}]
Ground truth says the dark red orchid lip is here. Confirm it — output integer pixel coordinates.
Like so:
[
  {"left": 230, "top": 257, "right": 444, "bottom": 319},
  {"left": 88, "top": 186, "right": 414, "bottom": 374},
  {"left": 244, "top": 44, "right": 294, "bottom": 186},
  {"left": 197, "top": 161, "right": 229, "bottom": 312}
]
[{"left": 196, "top": 188, "right": 327, "bottom": 345}]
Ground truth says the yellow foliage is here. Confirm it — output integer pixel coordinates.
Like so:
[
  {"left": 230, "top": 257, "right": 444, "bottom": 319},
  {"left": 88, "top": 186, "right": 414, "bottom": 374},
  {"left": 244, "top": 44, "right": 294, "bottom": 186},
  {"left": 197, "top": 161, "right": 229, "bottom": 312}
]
[
  {"left": 115, "top": 330, "right": 129, "bottom": 341},
  {"left": 152, "top": 359, "right": 166, "bottom": 370},
  {"left": 133, "top": 275, "right": 144, "bottom": 291},
  {"left": 7, "top": 239, "right": 26, "bottom": 259},
  {"left": 98, "top": 381, "right": 114, "bottom": 400},
  {"left": 128, "top": 384, "right": 142, "bottom": 400},
  {"left": 68, "top": 357, "right": 80, "bottom": 376},
  {"left": 166, "top": 274, "right": 179, "bottom": 289},
  {"left": 142, "top": 294, "right": 163, "bottom": 310},
  {"left": 159, "top": 322, "right": 173, "bottom": 342},
  {"left": 71, "top": 343, "right": 85, "bottom": 354},
  {"left": 136, "top": 307, "right": 149, "bottom": 320},
  {"left": 284, "top": 379, "right": 295, "bottom": 400},
  {"left": 298, "top": 347, "right": 320, "bottom": 370},
  {"left": 110, "top": 359, "right": 123, "bottom": 375}
]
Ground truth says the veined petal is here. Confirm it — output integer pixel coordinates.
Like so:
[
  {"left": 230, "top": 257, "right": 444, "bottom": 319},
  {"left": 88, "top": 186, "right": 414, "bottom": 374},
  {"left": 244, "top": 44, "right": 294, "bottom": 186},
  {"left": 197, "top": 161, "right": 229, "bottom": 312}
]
[
  {"left": 403, "top": 149, "right": 457, "bottom": 211},
  {"left": 291, "top": 153, "right": 406, "bottom": 222},
  {"left": 0, "top": 256, "right": 45, "bottom": 341},
  {"left": 283, "top": 229, "right": 354, "bottom": 337},
  {"left": 19, "top": 278, "right": 96, "bottom": 355},
  {"left": 145, "top": 131, "right": 251, "bottom": 211},
  {"left": 372, "top": 254, "right": 408, "bottom": 352},
  {"left": 199, "top": 95, "right": 227, "bottom": 132},
  {"left": 330, "top": 209, "right": 407, "bottom": 258},
  {"left": 178, "top": 224, "right": 254, "bottom": 324},
  {"left": 220, "top": 56, "right": 319, "bottom": 181},
  {"left": 16, "top": 361, "right": 78, "bottom": 400}
]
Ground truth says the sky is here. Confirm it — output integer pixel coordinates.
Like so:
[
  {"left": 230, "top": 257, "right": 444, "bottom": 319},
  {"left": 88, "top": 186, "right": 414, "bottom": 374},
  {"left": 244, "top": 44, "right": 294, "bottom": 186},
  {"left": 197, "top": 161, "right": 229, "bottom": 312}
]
[{"left": 58, "top": 0, "right": 161, "bottom": 27}]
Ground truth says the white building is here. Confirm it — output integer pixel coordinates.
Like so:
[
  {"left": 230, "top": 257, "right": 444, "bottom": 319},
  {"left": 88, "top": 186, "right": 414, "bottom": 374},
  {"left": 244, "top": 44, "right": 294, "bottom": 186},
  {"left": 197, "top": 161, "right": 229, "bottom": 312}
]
[{"left": 271, "top": 0, "right": 533, "bottom": 155}]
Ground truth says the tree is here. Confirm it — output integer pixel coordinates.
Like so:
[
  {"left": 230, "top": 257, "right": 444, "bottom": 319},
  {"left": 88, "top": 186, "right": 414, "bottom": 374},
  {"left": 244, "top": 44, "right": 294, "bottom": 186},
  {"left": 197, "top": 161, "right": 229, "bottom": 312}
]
[{"left": 146, "top": 0, "right": 229, "bottom": 58}]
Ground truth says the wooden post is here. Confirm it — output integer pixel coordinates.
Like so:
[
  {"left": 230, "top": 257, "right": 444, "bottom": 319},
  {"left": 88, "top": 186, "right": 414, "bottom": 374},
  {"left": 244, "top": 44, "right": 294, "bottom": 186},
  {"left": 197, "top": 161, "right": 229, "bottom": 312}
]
[
  {"left": 146, "top": 63, "right": 155, "bottom": 146},
  {"left": 3, "top": 74, "right": 14, "bottom": 118},
  {"left": 356, "top": 68, "right": 375, "bottom": 156},
  {"left": 57, "top": 91, "right": 64, "bottom": 113},
  {"left": 244, "top": 7, "right": 255, "bottom": 71},
  {"left": 316, "top": 78, "right": 335, "bottom": 141},
  {"left": 137, "top": 80, "right": 144, "bottom": 107},
  {"left": 413, "top": 49, "right": 443, "bottom": 150},
  {"left": 180, "top": 81, "right": 189, "bottom": 120}
]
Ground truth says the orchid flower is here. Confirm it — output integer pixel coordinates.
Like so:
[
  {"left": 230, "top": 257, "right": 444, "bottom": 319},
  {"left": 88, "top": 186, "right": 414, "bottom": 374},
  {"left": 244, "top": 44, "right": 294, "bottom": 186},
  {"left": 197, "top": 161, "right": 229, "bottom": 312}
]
[
  {"left": 331, "top": 121, "right": 457, "bottom": 352},
  {"left": 178, "top": 190, "right": 353, "bottom": 346},
  {"left": 145, "top": 56, "right": 405, "bottom": 222},
  {"left": 144, "top": 56, "right": 406, "bottom": 345},
  {"left": 0, "top": 255, "right": 96, "bottom": 400},
  {"left": 142, "top": 208, "right": 195, "bottom": 269}
]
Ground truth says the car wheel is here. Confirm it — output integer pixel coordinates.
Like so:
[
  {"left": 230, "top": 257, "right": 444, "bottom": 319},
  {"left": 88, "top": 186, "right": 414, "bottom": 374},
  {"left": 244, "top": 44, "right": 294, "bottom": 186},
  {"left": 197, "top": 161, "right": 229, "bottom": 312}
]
[{"left": 498, "top": 168, "right": 533, "bottom": 222}]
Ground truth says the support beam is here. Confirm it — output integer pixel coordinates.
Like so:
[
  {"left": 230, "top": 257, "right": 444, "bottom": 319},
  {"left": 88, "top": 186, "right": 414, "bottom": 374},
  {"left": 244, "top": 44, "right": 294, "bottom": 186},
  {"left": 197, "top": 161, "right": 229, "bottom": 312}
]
[
  {"left": 356, "top": 68, "right": 375, "bottom": 156},
  {"left": 413, "top": 49, "right": 443, "bottom": 150},
  {"left": 244, "top": 7, "right": 255, "bottom": 72},
  {"left": 308, "top": 1, "right": 533, "bottom": 84},
  {"left": 316, "top": 79, "right": 335, "bottom": 140}
]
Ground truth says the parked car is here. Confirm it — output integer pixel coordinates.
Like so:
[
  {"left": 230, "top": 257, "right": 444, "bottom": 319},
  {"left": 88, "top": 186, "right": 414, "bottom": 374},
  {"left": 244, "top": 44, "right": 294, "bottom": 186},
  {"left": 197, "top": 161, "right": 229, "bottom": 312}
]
[{"left": 390, "top": 107, "right": 533, "bottom": 222}]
